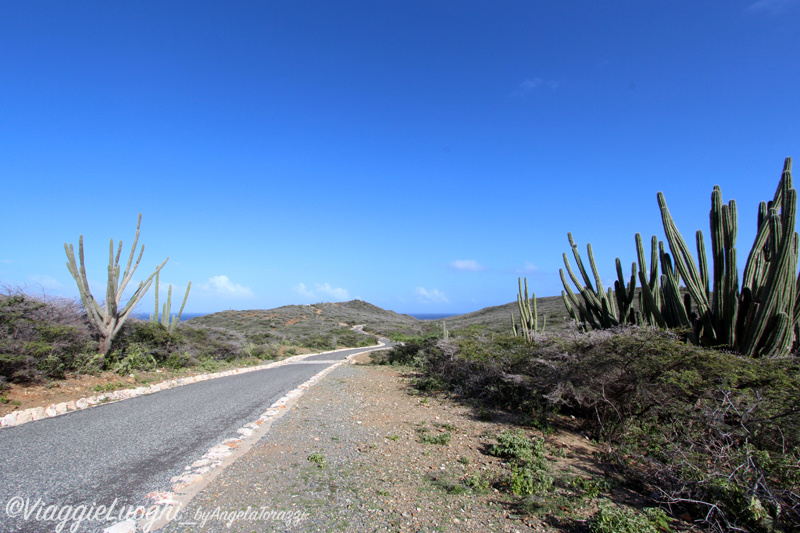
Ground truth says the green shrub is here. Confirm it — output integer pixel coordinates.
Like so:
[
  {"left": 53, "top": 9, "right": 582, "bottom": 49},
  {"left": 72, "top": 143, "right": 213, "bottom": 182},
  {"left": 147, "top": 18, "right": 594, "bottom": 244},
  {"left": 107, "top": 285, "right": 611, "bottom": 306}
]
[
  {"left": 489, "top": 431, "right": 553, "bottom": 495},
  {"left": 489, "top": 431, "right": 539, "bottom": 464},
  {"left": 419, "top": 432, "right": 451, "bottom": 445},
  {"left": 507, "top": 464, "right": 553, "bottom": 496},
  {"left": 588, "top": 500, "right": 670, "bottom": 533},
  {"left": 110, "top": 343, "right": 157, "bottom": 374}
]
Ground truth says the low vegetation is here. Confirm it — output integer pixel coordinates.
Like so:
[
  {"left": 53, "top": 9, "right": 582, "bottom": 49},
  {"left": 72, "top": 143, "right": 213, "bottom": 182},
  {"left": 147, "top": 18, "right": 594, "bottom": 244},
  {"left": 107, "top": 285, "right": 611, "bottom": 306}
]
[
  {"left": 383, "top": 325, "right": 800, "bottom": 532},
  {"left": 0, "top": 288, "right": 382, "bottom": 389}
]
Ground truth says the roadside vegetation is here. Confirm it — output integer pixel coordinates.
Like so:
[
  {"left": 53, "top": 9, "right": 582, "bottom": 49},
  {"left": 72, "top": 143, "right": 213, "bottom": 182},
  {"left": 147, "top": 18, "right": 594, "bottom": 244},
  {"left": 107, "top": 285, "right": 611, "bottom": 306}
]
[
  {"left": 378, "top": 158, "right": 800, "bottom": 532},
  {"left": 0, "top": 286, "right": 379, "bottom": 392},
  {"left": 380, "top": 326, "right": 799, "bottom": 532}
]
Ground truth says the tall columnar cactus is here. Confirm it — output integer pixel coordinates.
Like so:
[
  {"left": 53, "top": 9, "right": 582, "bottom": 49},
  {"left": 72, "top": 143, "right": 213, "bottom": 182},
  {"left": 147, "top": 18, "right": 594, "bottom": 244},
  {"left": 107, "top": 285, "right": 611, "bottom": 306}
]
[
  {"left": 65, "top": 214, "right": 168, "bottom": 355},
  {"left": 559, "top": 234, "right": 630, "bottom": 328},
  {"left": 513, "top": 277, "right": 544, "bottom": 339},
  {"left": 151, "top": 269, "right": 191, "bottom": 333},
  {"left": 736, "top": 158, "right": 798, "bottom": 357},
  {"left": 562, "top": 157, "right": 799, "bottom": 357}
]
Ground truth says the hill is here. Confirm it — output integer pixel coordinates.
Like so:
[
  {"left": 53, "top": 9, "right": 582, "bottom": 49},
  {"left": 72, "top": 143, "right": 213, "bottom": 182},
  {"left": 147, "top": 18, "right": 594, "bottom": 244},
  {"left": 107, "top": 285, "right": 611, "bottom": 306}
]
[
  {"left": 184, "top": 299, "right": 426, "bottom": 342},
  {"left": 427, "top": 295, "right": 572, "bottom": 334},
  {"left": 186, "top": 296, "right": 574, "bottom": 341}
]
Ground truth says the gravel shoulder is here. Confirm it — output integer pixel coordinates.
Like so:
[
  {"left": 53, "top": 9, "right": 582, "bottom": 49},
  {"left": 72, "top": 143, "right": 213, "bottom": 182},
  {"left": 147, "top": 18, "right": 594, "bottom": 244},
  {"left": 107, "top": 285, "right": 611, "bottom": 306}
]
[{"left": 159, "top": 355, "right": 615, "bottom": 533}]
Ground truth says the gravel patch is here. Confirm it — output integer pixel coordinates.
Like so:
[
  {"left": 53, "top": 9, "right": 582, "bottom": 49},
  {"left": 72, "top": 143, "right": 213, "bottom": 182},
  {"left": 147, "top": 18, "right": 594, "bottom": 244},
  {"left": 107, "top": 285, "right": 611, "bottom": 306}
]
[{"left": 158, "top": 362, "right": 568, "bottom": 533}]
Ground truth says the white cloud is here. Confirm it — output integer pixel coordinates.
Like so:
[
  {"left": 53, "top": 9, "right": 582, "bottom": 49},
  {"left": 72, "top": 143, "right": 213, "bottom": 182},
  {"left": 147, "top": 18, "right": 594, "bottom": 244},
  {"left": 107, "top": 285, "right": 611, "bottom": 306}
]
[
  {"left": 513, "top": 77, "right": 560, "bottom": 96},
  {"left": 746, "top": 0, "right": 797, "bottom": 13},
  {"left": 450, "top": 259, "right": 485, "bottom": 272},
  {"left": 414, "top": 287, "right": 449, "bottom": 304},
  {"left": 316, "top": 282, "right": 349, "bottom": 301},
  {"left": 293, "top": 282, "right": 316, "bottom": 299},
  {"left": 202, "top": 275, "right": 253, "bottom": 298},
  {"left": 293, "top": 282, "right": 350, "bottom": 302},
  {"left": 516, "top": 262, "right": 539, "bottom": 274}
]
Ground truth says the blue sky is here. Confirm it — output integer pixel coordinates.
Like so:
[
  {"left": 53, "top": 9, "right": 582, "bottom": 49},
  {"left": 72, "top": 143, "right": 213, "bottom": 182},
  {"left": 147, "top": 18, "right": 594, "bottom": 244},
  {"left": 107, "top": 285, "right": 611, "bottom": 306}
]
[{"left": 1, "top": 1, "right": 799, "bottom": 315}]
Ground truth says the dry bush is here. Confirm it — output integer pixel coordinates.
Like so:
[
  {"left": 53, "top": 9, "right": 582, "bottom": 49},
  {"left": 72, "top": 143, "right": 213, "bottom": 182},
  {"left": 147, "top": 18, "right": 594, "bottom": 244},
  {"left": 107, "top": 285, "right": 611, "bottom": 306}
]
[
  {"left": 391, "top": 325, "right": 800, "bottom": 531},
  {"left": 0, "top": 285, "right": 96, "bottom": 382}
]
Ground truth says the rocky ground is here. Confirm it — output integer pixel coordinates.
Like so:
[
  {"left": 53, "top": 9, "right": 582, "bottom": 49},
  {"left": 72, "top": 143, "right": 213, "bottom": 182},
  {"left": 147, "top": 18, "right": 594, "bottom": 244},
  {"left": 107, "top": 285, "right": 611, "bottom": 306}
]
[{"left": 157, "top": 353, "right": 630, "bottom": 533}]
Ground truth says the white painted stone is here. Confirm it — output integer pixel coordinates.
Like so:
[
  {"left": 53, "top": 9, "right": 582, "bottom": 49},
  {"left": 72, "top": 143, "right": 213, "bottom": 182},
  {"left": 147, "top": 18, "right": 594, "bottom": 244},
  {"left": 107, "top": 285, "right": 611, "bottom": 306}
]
[
  {"left": 44, "top": 405, "right": 57, "bottom": 417},
  {"left": 65, "top": 400, "right": 76, "bottom": 411},
  {"left": 76, "top": 398, "right": 89, "bottom": 409},
  {"left": 237, "top": 428, "right": 253, "bottom": 437},
  {"left": 30, "top": 407, "right": 46, "bottom": 421},
  {"left": 0, "top": 412, "right": 17, "bottom": 427},
  {"left": 191, "top": 459, "right": 210, "bottom": 468},
  {"left": 173, "top": 474, "right": 203, "bottom": 492},
  {"left": 103, "top": 519, "right": 136, "bottom": 533},
  {"left": 208, "top": 445, "right": 231, "bottom": 455},
  {"left": 54, "top": 402, "right": 68, "bottom": 415}
]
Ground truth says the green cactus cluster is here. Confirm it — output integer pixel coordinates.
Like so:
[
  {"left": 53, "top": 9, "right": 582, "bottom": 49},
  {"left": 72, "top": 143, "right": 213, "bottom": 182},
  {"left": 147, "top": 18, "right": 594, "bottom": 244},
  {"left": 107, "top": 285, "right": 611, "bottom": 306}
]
[
  {"left": 512, "top": 277, "right": 545, "bottom": 340},
  {"left": 150, "top": 269, "right": 192, "bottom": 333},
  {"left": 560, "top": 157, "right": 799, "bottom": 357}
]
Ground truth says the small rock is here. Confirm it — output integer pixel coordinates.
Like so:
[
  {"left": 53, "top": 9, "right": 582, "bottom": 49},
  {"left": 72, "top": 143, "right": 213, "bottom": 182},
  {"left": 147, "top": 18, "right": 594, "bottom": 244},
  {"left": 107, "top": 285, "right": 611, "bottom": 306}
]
[{"left": 0, "top": 412, "right": 18, "bottom": 427}]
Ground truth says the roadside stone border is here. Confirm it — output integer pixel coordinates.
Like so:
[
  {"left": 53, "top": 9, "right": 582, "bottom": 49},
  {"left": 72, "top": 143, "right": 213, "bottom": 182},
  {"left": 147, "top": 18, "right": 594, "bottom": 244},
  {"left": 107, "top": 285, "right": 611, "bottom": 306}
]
[
  {"left": 122, "top": 343, "right": 385, "bottom": 532},
  {"left": 0, "top": 332, "right": 386, "bottom": 430}
]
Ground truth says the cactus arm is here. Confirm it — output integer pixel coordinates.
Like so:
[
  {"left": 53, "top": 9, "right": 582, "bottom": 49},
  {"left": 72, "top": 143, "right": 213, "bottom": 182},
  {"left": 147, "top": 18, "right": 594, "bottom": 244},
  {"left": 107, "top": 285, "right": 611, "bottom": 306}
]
[
  {"left": 658, "top": 191, "right": 710, "bottom": 316},
  {"left": 172, "top": 281, "right": 191, "bottom": 330},
  {"left": 568, "top": 233, "right": 597, "bottom": 293},
  {"left": 153, "top": 270, "right": 160, "bottom": 324},
  {"left": 163, "top": 285, "right": 173, "bottom": 327},
  {"left": 638, "top": 271, "right": 667, "bottom": 328},
  {"left": 721, "top": 200, "right": 739, "bottom": 344},
  {"left": 116, "top": 214, "right": 143, "bottom": 303},
  {"left": 710, "top": 186, "right": 724, "bottom": 323},
  {"left": 741, "top": 185, "right": 797, "bottom": 357}
]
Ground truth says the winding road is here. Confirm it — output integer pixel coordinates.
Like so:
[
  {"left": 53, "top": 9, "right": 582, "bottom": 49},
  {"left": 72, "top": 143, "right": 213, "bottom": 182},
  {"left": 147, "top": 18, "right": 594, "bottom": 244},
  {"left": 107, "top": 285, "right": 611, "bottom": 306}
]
[{"left": 0, "top": 335, "right": 392, "bottom": 532}]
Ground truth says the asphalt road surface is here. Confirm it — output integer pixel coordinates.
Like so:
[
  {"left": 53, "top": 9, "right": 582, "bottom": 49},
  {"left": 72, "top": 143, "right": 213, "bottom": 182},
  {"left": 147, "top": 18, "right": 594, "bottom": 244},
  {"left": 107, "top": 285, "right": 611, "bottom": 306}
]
[{"left": 0, "top": 341, "right": 391, "bottom": 533}]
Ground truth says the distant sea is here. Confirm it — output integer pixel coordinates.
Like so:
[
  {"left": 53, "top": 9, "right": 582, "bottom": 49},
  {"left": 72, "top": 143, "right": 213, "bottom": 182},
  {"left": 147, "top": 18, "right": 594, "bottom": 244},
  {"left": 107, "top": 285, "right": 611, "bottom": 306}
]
[
  {"left": 408, "top": 313, "right": 456, "bottom": 320},
  {"left": 132, "top": 312, "right": 207, "bottom": 321}
]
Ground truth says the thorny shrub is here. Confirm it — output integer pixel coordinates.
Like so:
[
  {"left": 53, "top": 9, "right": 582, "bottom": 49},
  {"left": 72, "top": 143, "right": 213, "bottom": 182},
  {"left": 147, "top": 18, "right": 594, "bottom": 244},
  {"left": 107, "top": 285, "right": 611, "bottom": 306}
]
[
  {"left": 387, "top": 325, "right": 800, "bottom": 532},
  {"left": 0, "top": 287, "right": 95, "bottom": 381}
]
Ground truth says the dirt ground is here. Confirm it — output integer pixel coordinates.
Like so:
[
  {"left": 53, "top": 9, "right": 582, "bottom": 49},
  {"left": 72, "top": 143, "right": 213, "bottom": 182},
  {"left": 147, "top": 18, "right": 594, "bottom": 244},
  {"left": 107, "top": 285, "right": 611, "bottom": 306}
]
[{"left": 0, "top": 369, "right": 185, "bottom": 417}]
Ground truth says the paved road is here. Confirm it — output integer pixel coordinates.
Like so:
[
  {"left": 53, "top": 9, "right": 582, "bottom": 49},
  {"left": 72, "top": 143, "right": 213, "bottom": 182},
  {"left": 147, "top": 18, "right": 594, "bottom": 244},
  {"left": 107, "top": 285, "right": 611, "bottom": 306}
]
[{"left": 0, "top": 340, "right": 392, "bottom": 532}]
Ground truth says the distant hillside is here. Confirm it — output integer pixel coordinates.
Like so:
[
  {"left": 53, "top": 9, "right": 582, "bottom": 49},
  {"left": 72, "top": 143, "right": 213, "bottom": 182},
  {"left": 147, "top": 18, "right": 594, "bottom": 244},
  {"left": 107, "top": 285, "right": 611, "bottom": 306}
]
[
  {"left": 185, "top": 296, "right": 574, "bottom": 341},
  {"left": 429, "top": 295, "right": 573, "bottom": 334},
  {"left": 185, "top": 299, "right": 426, "bottom": 341}
]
